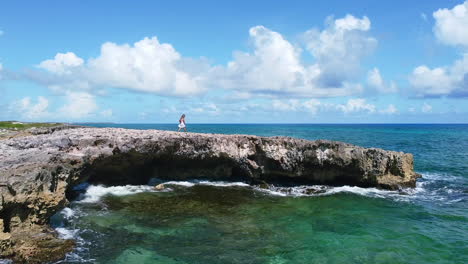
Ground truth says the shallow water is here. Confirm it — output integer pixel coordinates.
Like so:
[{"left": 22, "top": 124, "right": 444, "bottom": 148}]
[{"left": 53, "top": 124, "right": 467, "bottom": 264}]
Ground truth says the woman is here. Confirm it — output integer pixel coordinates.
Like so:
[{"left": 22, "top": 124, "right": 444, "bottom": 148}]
[{"left": 178, "top": 114, "right": 187, "bottom": 132}]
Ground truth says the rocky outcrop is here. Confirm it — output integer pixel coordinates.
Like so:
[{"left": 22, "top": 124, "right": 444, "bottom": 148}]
[{"left": 0, "top": 127, "right": 420, "bottom": 262}]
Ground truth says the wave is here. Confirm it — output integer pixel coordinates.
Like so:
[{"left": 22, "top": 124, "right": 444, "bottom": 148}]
[
  {"left": 163, "top": 180, "right": 250, "bottom": 188},
  {"left": 56, "top": 227, "right": 79, "bottom": 240},
  {"left": 52, "top": 207, "right": 96, "bottom": 263},
  {"left": 73, "top": 171, "right": 466, "bottom": 205},
  {"left": 77, "top": 185, "right": 157, "bottom": 203},
  {"left": 51, "top": 172, "right": 465, "bottom": 263},
  {"left": 420, "top": 172, "right": 464, "bottom": 182}
]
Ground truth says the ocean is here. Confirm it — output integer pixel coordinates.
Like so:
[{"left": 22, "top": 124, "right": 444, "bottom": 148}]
[{"left": 51, "top": 124, "right": 467, "bottom": 264}]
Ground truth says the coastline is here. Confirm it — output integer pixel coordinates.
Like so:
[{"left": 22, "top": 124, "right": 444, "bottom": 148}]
[{"left": 0, "top": 126, "right": 420, "bottom": 263}]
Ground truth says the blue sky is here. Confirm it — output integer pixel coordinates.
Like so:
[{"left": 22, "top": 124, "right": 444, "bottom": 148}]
[{"left": 1, "top": 0, "right": 468, "bottom": 123}]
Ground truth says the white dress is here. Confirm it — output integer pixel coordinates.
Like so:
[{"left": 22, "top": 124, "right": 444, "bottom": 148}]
[{"left": 178, "top": 121, "right": 186, "bottom": 128}]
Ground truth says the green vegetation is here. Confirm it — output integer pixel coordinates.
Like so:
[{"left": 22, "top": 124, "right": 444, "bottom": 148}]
[{"left": 0, "top": 121, "right": 63, "bottom": 130}]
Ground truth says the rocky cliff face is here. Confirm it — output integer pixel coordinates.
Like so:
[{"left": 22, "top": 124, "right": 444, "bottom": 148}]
[{"left": 0, "top": 127, "right": 420, "bottom": 263}]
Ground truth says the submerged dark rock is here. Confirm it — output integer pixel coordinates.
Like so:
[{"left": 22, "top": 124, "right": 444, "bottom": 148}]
[{"left": 0, "top": 127, "right": 420, "bottom": 262}]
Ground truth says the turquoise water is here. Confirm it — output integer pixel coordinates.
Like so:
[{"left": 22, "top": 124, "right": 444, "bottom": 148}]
[{"left": 53, "top": 124, "right": 467, "bottom": 264}]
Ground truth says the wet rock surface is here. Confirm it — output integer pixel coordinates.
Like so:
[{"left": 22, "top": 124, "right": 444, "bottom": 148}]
[{"left": 0, "top": 127, "right": 420, "bottom": 262}]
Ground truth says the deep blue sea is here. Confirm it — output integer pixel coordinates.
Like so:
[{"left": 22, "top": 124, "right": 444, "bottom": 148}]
[{"left": 52, "top": 124, "right": 467, "bottom": 264}]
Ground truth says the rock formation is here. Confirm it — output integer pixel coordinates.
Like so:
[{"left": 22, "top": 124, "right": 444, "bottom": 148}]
[{"left": 0, "top": 126, "right": 420, "bottom": 262}]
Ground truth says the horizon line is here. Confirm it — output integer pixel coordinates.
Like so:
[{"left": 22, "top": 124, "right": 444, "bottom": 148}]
[{"left": 72, "top": 122, "right": 468, "bottom": 125}]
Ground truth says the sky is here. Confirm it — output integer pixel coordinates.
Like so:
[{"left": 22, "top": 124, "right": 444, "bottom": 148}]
[{"left": 1, "top": 0, "right": 468, "bottom": 123}]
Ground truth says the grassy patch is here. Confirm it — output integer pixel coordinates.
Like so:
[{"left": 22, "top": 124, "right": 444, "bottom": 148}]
[{"left": 0, "top": 121, "right": 63, "bottom": 130}]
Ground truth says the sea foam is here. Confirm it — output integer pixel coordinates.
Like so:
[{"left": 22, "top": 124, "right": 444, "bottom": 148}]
[
  {"left": 78, "top": 185, "right": 156, "bottom": 203},
  {"left": 74, "top": 171, "right": 465, "bottom": 205}
]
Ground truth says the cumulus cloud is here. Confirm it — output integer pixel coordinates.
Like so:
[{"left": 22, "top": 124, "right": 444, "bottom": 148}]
[
  {"left": 38, "top": 52, "right": 84, "bottom": 75},
  {"left": 409, "top": 54, "right": 468, "bottom": 97},
  {"left": 380, "top": 104, "right": 398, "bottom": 114},
  {"left": 272, "top": 99, "right": 302, "bottom": 111},
  {"left": 219, "top": 26, "right": 312, "bottom": 95},
  {"left": 8, "top": 92, "right": 108, "bottom": 121},
  {"left": 367, "top": 68, "right": 397, "bottom": 93},
  {"left": 218, "top": 15, "right": 376, "bottom": 98},
  {"left": 35, "top": 37, "right": 210, "bottom": 97},
  {"left": 270, "top": 98, "right": 381, "bottom": 115},
  {"left": 29, "top": 14, "right": 383, "bottom": 101},
  {"left": 190, "top": 103, "right": 221, "bottom": 115},
  {"left": 302, "top": 15, "right": 377, "bottom": 88},
  {"left": 302, "top": 99, "right": 322, "bottom": 114},
  {"left": 433, "top": 1, "right": 468, "bottom": 46},
  {"left": 336, "top": 98, "right": 376, "bottom": 113},
  {"left": 409, "top": 1, "right": 468, "bottom": 97},
  {"left": 272, "top": 99, "right": 322, "bottom": 114},
  {"left": 10, "top": 96, "right": 50, "bottom": 119},
  {"left": 59, "top": 92, "right": 98, "bottom": 119}
]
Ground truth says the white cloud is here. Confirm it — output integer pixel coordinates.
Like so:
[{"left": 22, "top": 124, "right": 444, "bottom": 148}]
[
  {"left": 302, "top": 15, "right": 377, "bottom": 88},
  {"left": 36, "top": 37, "right": 209, "bottom": 96},
  {"left": 33, "top": 15, "right": 378, "bottom": 99},
  {"left": 272, "top": 99, "right": 302, "bottom": 111},
  {"left": 409, "top": 2, "right": 468, "bottom": 97},
  {"left": 219, "top": 25, "right": 322, "bottom": 95},
  {"left": 186, "top": 103, "right": 221, "bottom": 115},
  {"left": 336, "top": 98, "right": 376, "bottom": 113},
  {"left": 422, "top": 102, "right": 432, "bottom": 113},
  {"left": 38, "top": 52, "right": 84, "bottom": 75},
  {"left": 270, "top": 98, "right": 382, "bottom": 115},
  {"left": 272, "top": 99, "right": 321, "bottom": 114},
  {"left": 380, "top": 104, "right": 398, "bottom": 114},
  {"left": 87, "top": 38, "right": 207, "bottom": 96},
  {"left": 409, "top": 54, "right": 468, "bottom": 97},
  {"left": 8, "top": 92, "right": 108, "bottom": 121},
  {"left": 59, "top": 92, "right": 98, "bottom": 119},
  {"left": 367, "top": 68, "right": 397, "bottom": 93},
  {"left": 212, "top": 15, "right": 375, "bottom": 98},
  {"left": 11, "top": 96, "right": 50, "bottom": 119},
  {"left": 334, "top": 15, "right": 371, "bottom": 31},
  {"left": 303, "top": 99, "right": 321, "bottom": 114},
  {"left": 433, "top": 1, "right": 468, "bottom": 46}
]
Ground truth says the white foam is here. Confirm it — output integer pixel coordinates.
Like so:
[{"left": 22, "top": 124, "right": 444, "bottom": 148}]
[
  {"left": 252, "top": 184, "right": 400, "bottom": 198},
  {"left": 56, "top": 227, "right": 79, "bottom": 239},
  {"left": 60, "top": 207, "right": 75, "bottom": 219},
  {"left": 78, "top": 185, "right": 155, "bottom": 203},
  {"left": 163, "top": 180, "right": 250, "bottom": 188},
  {"left": 74, "top": 170, "right": 465, "bottom": 205},
  {"left": 421, "top": 172, "right": 461, "bottom": 182},
  {"left": 163, "top": 181, "right": 195, "bottom": 187},
  {"left": 196, "top": 180, "right": 250, "bottom": 187},
  {"left": 325, "top": 185, "right": 398, "bottom": 197}
]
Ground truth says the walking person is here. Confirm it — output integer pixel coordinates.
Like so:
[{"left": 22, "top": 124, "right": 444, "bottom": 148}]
[{"left": 178, "top": 114, "right": 187, "bottom": 132}]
